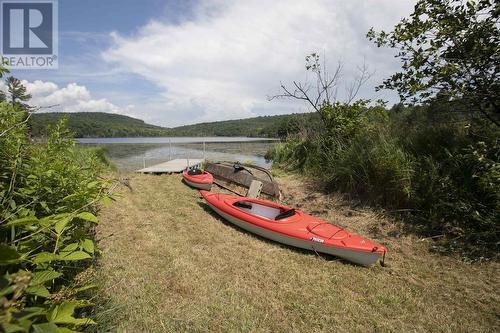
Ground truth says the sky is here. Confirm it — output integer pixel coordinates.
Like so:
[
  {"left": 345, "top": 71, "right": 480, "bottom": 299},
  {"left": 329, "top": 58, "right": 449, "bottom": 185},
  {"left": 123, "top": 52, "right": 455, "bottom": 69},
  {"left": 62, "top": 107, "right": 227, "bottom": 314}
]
[{"left": 8, "top": 0, "right": 416, "bottom": 127}]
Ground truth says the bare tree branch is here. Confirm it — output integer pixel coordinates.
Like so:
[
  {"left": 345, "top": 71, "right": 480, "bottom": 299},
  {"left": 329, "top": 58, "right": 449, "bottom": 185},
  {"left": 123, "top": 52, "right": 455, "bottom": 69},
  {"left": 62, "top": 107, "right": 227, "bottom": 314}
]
[
  {"left": 346, "top": 60, "right": 374, "bottom": 104},
  {"left": 269, "top": 54, "right": 370, "bottom": 113}
]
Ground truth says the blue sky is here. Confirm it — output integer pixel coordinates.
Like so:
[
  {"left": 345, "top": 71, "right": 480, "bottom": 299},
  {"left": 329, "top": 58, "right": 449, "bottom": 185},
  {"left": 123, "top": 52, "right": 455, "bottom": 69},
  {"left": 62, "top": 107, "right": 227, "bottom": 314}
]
[{"left": 8, "top": 0, "right": 415, "bottom": 127}]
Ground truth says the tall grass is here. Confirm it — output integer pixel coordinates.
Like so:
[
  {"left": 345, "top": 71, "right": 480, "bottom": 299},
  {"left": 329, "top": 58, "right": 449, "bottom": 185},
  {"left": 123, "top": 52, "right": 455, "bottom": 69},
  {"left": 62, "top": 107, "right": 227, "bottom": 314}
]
[{"left": 268, "top": 103, "right": 499, "bottom": 258}]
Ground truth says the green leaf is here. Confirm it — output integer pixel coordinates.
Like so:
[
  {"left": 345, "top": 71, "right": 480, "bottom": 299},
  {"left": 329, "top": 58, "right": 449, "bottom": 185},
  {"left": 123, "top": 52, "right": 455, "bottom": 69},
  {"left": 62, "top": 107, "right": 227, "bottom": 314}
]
[
  {"left": 39, "top": 214, "right": 70, "bottom": 228},
  {"left": 61, "top": 243, "right": 79, "bottom": 253},
  {"left": 40, "top": 201, "right": 51, "bottom": 213},
  {"left": 54, "top": 217, "right": 72, "bottom": 234},
  {"left": 102, "top": 196, "right": 111, "bottom": 206},
  {"left": 31, "top": 270, "right": 62, "bottom": 285},
  {"left": 0, "top": 244, "right": 21, "bottom": 265},
  {"left": 0, "top": 285, "right": 14, "bottom": 297},
  {"left": 62, "top": 193, "right": 79, "bottom": 201},
  {"left": 32, "top": 323, "right": 61, "bottom": 333},
  {"left": 3, "top": 216, "right": 39, "bottom": 228},
  {"left": 47, "top": 301, "right": 96, "bottom": 326},
  {"left": 75, "top": 212, "right": 98, "bottom": 224},
  {"left": 26, "top": 285, "right": 50, "bottom": 298},
  {"left": 81, "top": 239, "right": 94, "bottom": 254},
  {"left": 14, "top": 308, "right": 45, "bottom": 331},
  {"left": 32, "top": 252, "right": 59, "bottom": 264},
  {"left": 59, "top": 251, "right": 91, "bottom": 261},
  {"left": 3, "top": 323, "right": 25, "bottom": 333},
  {"left": 86, "top": 181, "right": 99, "bottom": 189},
  {"left": 74, "top": 284, "right": 97, "bottom": 294},
  {"left": 19, "top": 306, "right": 46, "bottom": 316}
]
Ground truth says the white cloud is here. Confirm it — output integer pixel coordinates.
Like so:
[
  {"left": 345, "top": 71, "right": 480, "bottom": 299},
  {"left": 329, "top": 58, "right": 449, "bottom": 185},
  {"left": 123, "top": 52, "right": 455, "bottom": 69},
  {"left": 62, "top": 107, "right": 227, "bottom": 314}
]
[
  {"left": 23, "top": 80, "right": 58, "bottom": 96},
  {"left": 26, "top": 81, "right": 91, "bottom": 107},
  {"left": 0, "top": 79, "right": 133, "bottom": 116},
  {"left": 103, "top": 0, "right": 415, "bottom": 126}
]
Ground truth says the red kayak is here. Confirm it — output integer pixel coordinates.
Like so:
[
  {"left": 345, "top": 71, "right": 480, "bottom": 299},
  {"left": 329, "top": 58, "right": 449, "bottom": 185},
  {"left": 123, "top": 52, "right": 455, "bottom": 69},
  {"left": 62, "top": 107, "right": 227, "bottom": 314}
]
[
  {"left": 200, "top": 190, "right": 386, "bottom": 266},
  {"left": 182, "top": 170, "right": 214, "bottom": 190}
]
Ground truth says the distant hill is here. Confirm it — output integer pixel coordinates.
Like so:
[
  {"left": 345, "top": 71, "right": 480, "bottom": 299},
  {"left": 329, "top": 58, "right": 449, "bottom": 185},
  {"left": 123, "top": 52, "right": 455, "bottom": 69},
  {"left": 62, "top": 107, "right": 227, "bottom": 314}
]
[
  {"left": 29, "top": 112, "right": 320, "bottom": 138},
  {"left": 30, "top": 112, "right": 172, "bottom": 138},
  {"left": 170, "top": 113, "right": 319, "bottom": 138}
]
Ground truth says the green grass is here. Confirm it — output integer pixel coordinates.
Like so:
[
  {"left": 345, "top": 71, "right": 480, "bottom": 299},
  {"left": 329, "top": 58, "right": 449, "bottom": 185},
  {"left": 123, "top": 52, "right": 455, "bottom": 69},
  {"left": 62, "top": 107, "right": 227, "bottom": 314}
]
[{"left": 93, "top": 174, "right": 499, "bottom": 332}]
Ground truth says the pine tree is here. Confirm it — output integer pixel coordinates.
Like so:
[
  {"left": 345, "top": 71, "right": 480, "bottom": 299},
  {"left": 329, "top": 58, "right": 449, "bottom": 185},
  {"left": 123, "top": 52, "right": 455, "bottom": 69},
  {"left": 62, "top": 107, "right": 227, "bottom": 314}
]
[{"left": 5, "top": 76, "right": 31, "bottom": 107}]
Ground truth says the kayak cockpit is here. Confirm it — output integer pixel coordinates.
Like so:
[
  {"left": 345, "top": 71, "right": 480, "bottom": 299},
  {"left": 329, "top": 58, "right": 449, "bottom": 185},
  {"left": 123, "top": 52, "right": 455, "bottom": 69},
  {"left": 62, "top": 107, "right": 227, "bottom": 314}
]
[{"left": 233, "top": 201, "right": 295, "bottom": 221}]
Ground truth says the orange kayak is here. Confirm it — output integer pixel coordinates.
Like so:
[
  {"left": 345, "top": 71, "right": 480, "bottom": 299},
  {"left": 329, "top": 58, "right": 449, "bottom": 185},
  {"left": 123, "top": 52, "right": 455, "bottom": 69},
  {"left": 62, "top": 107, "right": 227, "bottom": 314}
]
[
  {"left": 200, "top": 190, "right": 386, "bottom": 266},
  {"left": 182, "top": 170, "right": 213, "bottom": 190}
]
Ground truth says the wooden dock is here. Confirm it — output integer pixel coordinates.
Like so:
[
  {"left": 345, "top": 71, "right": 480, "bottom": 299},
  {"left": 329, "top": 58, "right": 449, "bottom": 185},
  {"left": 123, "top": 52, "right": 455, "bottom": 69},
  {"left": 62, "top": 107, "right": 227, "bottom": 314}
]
[{"left": 136, "top": 159, "right": 204, "bottom": 174}]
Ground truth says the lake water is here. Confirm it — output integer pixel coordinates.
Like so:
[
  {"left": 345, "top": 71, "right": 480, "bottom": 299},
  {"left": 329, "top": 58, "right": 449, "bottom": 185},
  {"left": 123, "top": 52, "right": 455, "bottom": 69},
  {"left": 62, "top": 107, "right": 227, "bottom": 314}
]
[{"left": 77, "top": 137, "right": 278, "bottom": 172}]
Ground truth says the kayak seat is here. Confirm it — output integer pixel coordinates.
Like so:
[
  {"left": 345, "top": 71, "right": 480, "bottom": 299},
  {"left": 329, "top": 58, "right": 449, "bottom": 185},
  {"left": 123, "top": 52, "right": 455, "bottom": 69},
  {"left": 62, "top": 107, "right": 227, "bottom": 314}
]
[
  {"left": 275, "top": 209, "right": 295, "bottom": 221},
  {"left": 232, "top": 201, "right": 286, "bottom": 220},
  {"left": 234, "top": 201, "right": 253, "bottom": 209},
  {"left": 187, "top": 169, "right": 203, "bottom": 175}
]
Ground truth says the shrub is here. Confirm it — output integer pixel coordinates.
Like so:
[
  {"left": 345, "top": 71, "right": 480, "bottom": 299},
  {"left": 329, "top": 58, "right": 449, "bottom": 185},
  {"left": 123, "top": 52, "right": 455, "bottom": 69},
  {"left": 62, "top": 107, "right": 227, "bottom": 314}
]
[
  {"left": 267, "top": 101, "right": 499, "bottom": 258},
  {"left": 0, "top": 104, "right": 112, "bottom": 332},
  {"left": 322, "top": 132, "right": 414, "bottom": 207},
  {"left": 411, "top": 134, "right": 499, "bottom": 254}
]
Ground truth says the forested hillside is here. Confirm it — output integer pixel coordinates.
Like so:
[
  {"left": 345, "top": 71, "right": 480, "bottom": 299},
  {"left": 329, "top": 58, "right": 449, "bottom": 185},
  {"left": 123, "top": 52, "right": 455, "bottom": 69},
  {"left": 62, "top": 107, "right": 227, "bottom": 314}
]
[
  {"left": 29, "top": 112, "right": 172, "bottom": 137},
  {"left": 170, "top": 113, "right": 320, "bottom": 138},
  {"left": 29, "top": 111, "right": 321, "bottom": 138}
]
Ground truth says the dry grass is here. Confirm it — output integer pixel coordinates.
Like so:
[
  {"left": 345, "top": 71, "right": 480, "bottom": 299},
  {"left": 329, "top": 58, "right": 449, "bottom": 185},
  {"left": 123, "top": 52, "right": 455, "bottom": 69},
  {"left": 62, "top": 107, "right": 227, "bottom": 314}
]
[{"left": 94, "top": 173, "right": 499, "bottom": 332}]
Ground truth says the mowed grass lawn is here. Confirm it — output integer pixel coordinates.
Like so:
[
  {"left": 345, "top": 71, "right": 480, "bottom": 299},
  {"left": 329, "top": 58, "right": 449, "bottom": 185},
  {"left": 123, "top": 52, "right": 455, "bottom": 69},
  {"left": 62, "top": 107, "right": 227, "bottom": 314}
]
[{"left": 94, "top": 174, "right": 499, "bottom": 332}]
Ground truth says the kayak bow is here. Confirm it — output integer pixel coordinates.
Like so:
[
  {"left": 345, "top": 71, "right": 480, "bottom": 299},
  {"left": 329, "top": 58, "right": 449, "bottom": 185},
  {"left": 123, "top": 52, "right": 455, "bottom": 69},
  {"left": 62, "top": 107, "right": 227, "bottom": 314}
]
[{"left": 182, "top": 170, "right": 213, "bottom": 190}]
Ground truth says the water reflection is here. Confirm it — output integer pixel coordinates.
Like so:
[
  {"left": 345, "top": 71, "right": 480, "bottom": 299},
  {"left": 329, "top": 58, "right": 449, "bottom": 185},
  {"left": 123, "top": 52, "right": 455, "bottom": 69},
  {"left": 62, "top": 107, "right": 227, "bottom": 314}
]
[{"left": 78, "top": 140, "right": 276, "bottom": 172}]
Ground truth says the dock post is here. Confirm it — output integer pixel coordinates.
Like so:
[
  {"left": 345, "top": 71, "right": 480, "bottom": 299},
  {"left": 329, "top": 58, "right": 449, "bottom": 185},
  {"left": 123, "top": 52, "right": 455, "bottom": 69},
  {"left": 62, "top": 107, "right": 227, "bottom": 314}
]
[
  {"left": 143, "top": 156, "right": 146, "bottom": 168},
  {"left": 187, "top": 157, "right": 190, "bottom": 170},
  {"left": 169, "top": 139, "right": 172, "bottom": 161},
  {"left": 203, "top": 140, "right": 206, "bottom": 160}
]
